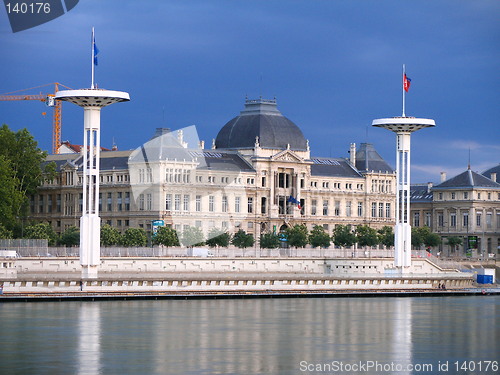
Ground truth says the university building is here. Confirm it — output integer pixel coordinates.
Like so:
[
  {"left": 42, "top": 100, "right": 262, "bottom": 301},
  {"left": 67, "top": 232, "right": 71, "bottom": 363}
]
[
  {"left": 31, "top": 98, "right": 397, "bottom": 240},
  {"left": 410, "top": 166, "right": 500, "bottom": 256}
]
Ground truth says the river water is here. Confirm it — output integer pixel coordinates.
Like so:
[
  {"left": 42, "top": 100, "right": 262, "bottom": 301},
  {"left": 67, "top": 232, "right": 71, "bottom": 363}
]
[{"left": 0, "top": 296, "right": 498, "bottom": 375}]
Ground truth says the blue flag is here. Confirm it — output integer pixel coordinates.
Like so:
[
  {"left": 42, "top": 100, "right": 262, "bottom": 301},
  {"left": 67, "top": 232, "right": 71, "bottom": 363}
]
[{"left": 93, "top": 36, "right": 99, "bottom": 66}]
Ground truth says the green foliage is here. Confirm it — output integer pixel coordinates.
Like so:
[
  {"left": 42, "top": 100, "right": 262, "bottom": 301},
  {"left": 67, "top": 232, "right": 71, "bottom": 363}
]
[
  {"left": 231, "top": 229, "right": 254, "bottom": 249},
  {"left": 153, "top": 226, "right": 180, "bottom": 247},
  {"left": 446, "top": 236, "right": 463, "bottom": 252},
  {"left": 260, "top": 232, "right": 280, "bottom": 249},
  {"left": 332, "top": 224, "right": 356, "bottom": 247},
  {"left": 0, "top": 223, "right": 13, "bottom": 239},
  {"left": 181, "top": 226, "right": 205, "bottom": 247},
  {"left": 120, "top": 227, "right": 147, "bottom": 247},
  {"left": 355, "top": 225, "right": 379, "bottom": 247},
  {"left": 58, "top": 226, "right": 80, "bottom": 247},
  {"left": 0, "top": 155, "right": 24, "bottom": 231},
  {"left": 100, "top": 224, "right": 122, "bottom": 246},
  {"left": 205, "top": 228, "right": 231, "bottom": 248},
  {"left": 309, "top": 225, "right": 331, "bottom": 248},
  {"left": 412, "top": 227, "right": 441, "bottom": 249},
  {"left": 377, "top": 226, "right": 394, "bottom": 247},
  {"left": 285, "top": 224, "right": 309, "bottom": 248},
  {"left": 23, "top": 222, "right": 57, "bottom": 246},
  {"left": 0, "top": 125, "right": 56, "bottom": 231}
]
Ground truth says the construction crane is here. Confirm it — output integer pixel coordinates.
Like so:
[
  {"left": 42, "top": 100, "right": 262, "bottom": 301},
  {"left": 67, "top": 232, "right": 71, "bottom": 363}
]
[{"left": 0, "top": 82, "right": 71, "bottom": 154}]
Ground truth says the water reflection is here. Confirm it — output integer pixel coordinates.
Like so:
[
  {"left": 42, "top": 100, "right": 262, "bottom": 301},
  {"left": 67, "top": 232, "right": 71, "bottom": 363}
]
[
  {"left": 78, "top": 303, "right": 101, "bottom": 375},
  {"left": 0, "top": 296, "right": 497, "bottom": 375}
]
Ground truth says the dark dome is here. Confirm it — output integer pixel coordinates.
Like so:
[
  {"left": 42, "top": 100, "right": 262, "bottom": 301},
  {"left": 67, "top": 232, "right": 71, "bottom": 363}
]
[{"left": 215, "top": 98, "right": 307, "bottom": 151}]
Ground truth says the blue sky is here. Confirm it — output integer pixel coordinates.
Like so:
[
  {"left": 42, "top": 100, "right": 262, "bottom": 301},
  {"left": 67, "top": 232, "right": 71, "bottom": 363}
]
[{"left": 1, "top": 0, "right": 499, "bottom": 183}]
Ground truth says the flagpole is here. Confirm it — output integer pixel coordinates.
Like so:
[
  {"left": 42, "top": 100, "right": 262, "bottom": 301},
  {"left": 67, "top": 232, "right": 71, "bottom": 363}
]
[
  {"left": 91, "top": 27, "right": 95, "bottom": 89},
  {"left": 402, "top": 64, "right": 406, "bottom": 117}
]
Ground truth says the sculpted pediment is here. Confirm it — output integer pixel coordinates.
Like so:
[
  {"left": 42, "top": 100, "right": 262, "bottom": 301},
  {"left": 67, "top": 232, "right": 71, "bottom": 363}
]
[{"left": 271, "top": 150, "right": 304, "bottom": 163}]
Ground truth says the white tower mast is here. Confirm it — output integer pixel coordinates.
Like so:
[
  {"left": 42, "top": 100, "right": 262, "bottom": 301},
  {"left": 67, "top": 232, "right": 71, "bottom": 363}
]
[
  {"left": 56, "top": 30, "right": 130, "bottom": 279},
  {"left": 372, "top": 66, "right": 435, "bottom": 271}
]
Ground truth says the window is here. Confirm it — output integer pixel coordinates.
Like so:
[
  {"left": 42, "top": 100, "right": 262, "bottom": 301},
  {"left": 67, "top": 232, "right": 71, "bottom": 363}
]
[
  {"left": 47, "top": 195, "right": 53, "bottom": 213},
  {"left": 438, "top": 193, "right": 443, "bottom": 200},
  {"left": 413, "top": 212, "right": 420, "bottom": 227},
  {"left": 38, "top": 194, "right": 44, "bottom": 213},
  {"left": 372, "top": 202, "right": 377, "bottom": 218},
  {"left": 247, "top": 197, "right": 253, "bottom": 213},
  {"left": 323, "top": 200, "right": 329, "bottom": 216},
  {"left": 147, "top": 193, "right": 152, "bottom": 211},
  {"left": 222, "top": 196, "right": 228, "bottom": 212},
  {"left": 261, "top": 197, "right": 267, "bottom": 214},
  {"left": 209, "top": 196, "right": 215, "bottom": 212},
  {"left": 165, "top": 194, "right": 172, "bottom": 211},
  {"left": 117, "top": 192, "right": 123, "bottom": 211},
  {"left": 98, "top": 193, "right": 102, "bottom": 211},
  {"left": 125, "top": 192, "right": 130, "bottom": 211},
  {"left": 78, "top": 193, "right": 83, "bottom": 213},
  {"left": 311, "top": 200, "right": 317, "bottom": 216},
  {"left": 174, "top": 194, "right": 181, "bottom": 211},
  {"left": 451, "top": 192, "right": 456, "bottom": 199},
  {"left": 476, "top": 212, "right": 482, "bottom": 227},
  {"left": 450, "top": 213, "right": 456, "bottom": 227},
  {"left": 378, "top": 203, "right": 384, "bottom": 218},
  {"left": 346, "top": 201, "right": 351, "bottom": 217},
  {"left": 262, "top": 177, "right": 266, "bottom": 187},
  {"left": 335, "top": 201, "right": 340, "bottom": 216},
  {"left": 278, "top": 173, "right": 290, "bottom": 188},
  {"left": 183, "top": 195, "right": 189, "bottom": 212},
  {"left": 56, "top": 194, "right": 61, "bottom": 213},
  {"left": 195, "top": 195, "right": 201, "bottom": 212},
  {"left": 358, "top": 202, "right": 363, "bottom": 217},
  {"left": 438, "top": 213, "right": 444, "bottom": 227},
  {"left": 235, "top": 197, "right": 241, "bottom": 213},
  {"left": 386, "top": 203, "right": 391, "bottom": 218},
  {"left": 486, "top": 213, "right": 492, "bottom": 228},
  {"left": 464, "top": 192, "right": 468, "bottom": 199},
  {"left": 139, "top": 194, "right": 144, "bottom": 211},
  {"left": 425, "top": 212, "right": 432, "bottom": 227},
  {"left": 463, "top": 212, "right": 469, "bottom": 228},
  {"left": 107, "top": 193, "right": 112, "bottom": 211}
]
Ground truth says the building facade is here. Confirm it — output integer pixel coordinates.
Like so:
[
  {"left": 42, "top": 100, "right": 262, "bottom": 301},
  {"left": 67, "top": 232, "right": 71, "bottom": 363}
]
[
  {"left": 31, "top": 98, "right": 398, "bottom": 241},
  {"left": 410, "top": 167, "right": 500, "bottom": 256}
]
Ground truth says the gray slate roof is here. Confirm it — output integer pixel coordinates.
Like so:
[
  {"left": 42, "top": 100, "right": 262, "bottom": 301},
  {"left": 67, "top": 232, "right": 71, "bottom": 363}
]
[
  {"left": 355, "top": 143, "right": 394, "bottom": 173},
  {"left": 310, "top": 157, "right": 363, "bottom": 178},
  {"left": 215, "top": 99, "right": 308, "bottom": 151},
  {"left": 482, "top": 164, "right": 500, "bottom": 181},
  {"left": 410, "top": 184, "right": 433, "bottom": 202},
  {"left": 433, "top": 169, "right": 500, "bottom": 190}
]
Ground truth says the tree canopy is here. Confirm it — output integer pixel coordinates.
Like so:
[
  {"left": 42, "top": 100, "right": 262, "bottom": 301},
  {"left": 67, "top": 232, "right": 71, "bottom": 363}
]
[
  {"left": 153, "top": 226, "right": 180, "bottom": 247},
  {"left": 231, "top": 229, "right": 254, "bottom": 248},
  {"left": 332, "top": 224, "right": 356, "bottom": 247},
  {"left": 309, "top": 225, "right": 331, "bottom": 248},
  {"left": 205, "top": 228, "right": 231, "bottom": 248},
  {"left": 0, "top": 125, "right": 55, "bottom": 233},
  {"left": 260, "top": 232, "right": 280, "bottom": 249}
]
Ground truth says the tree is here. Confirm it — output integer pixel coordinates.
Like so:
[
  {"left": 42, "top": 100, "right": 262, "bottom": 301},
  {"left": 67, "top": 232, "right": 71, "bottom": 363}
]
[
  {"left": 120, "top": 228, "right": 147, "bottom": 247},
  {"left": 231, "top": 229, "right": 254, "bottom": 248},
  {"left": 309, "top": 225, "right": 331, "bottom": 248},
  {"left": 100, "top": 224, "right": 122, "bottom": 246},
  {"left": 260, "top": 232, "right": 280, "bottom": 249},
  {"left": 58, "top": 226, "right": 80, "bottom": 247},
  {"left": 447, "top": 236, "right": 463, "bottom": 253},
  {"left": 332, "top": 224, "right": 356, "bottom": 247},
  {"left": 181, "top": 226, "right": 205, "bottom": 247},
  {"left": 377, "top": 226, "right": 394, "bottom": 247},
  {"left": 355, "top": 225, "right": 379, "bottom": 247},
  {"left": 0, "top": 125, "right": 56, "bottom": 231},
  {"left": 0, "top": 223, "right": 13, "bottom": 239},
  {"left": 285, "top": 224, "right": 309, "bottom": 248},
  {"left": 153, "top": 226, "right": 180, "bottom": 247},
  {"left": 23, "top": 222, "right": 57, "bottom": 246},
  {"left": 412, "top": 227, "right": 441, "bottom": 249},
  {"left": 0, "top": 155, "right": 24, "bottom": 232},
  {"left": 205, "top": 228, "right": 231, "bottom": 248}
]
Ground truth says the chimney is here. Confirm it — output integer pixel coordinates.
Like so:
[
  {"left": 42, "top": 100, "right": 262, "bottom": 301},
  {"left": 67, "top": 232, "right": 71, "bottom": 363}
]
[
  {"left": 199, "top": 140, "right": 205, "bottom": 149},
  {"left": 427, "top": 182, "right": 433, "bottom": 193},
  {"left": 349, "top": 143, "right": 356, "bottom": 166},
  {"left": 491, "top": 172, "right": 497, "bottom": 182},
  {"left": 440, "top": 172, "right": 447, "bottom": 183}
]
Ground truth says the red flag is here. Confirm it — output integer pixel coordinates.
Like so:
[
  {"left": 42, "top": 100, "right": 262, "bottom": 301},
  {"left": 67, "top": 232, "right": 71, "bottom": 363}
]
[{"left": 403, "top": 74, "right": 411, "bottom": 92}]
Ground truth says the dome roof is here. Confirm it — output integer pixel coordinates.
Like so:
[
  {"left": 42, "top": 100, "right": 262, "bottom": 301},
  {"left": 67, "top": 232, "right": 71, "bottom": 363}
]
[{"left": 215, "top": 98, "right": 307, "bottom": 151}]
